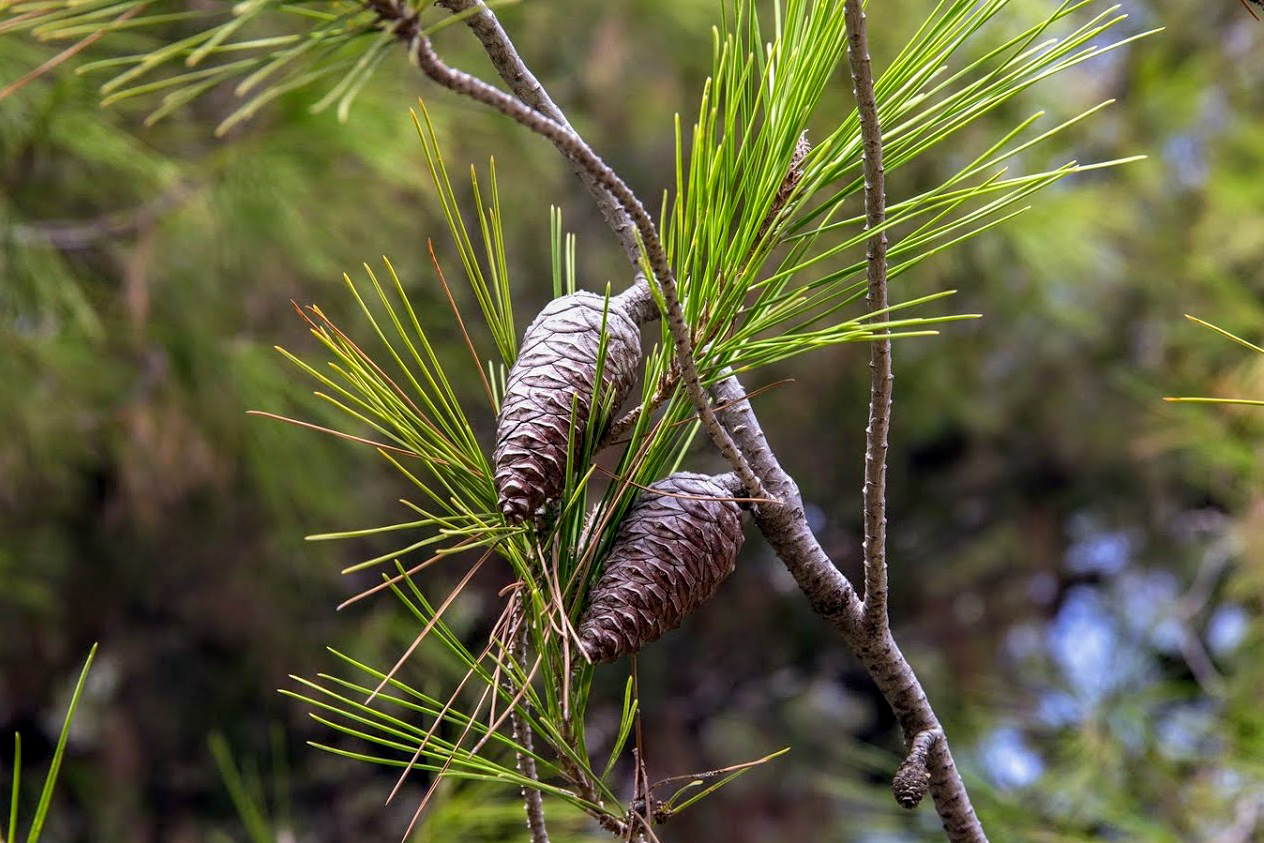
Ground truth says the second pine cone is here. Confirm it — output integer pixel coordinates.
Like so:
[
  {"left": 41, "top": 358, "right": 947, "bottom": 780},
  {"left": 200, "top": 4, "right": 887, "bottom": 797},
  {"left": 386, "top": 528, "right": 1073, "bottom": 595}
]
[{"left": 578, "top": 471, "right": 745, "bottom": 663}]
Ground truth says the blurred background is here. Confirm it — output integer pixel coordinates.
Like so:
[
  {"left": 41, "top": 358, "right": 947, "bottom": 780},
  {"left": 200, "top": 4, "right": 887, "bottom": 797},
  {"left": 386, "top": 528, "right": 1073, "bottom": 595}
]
[{"left": 2, "top": 0, "right": 1263, "bottom": 840}]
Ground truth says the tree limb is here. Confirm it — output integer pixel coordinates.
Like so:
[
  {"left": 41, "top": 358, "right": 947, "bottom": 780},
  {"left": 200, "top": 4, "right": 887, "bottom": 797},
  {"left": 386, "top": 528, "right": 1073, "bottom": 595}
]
[
  {"left": 844, "top": 0, "right": 892, "bottom": 631},
  {"left": 712, "top": 373, "right": 988, "bottom": 843}
]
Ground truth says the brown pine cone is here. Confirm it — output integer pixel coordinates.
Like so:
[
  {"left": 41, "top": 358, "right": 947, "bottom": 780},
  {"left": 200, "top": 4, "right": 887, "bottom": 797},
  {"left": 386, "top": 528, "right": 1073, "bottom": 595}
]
[
  {"left": 494, "top": 292, "right": 643, "bottom": 526},
  {"left": 891, "top": 756, "right": 931, "bottom": 809},
  {"left": 578, "top": 472, "right": 745, "bottom": 663}
]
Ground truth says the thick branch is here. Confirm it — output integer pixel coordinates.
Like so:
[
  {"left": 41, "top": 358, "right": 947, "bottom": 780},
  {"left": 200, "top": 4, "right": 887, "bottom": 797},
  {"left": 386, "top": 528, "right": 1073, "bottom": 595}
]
[
  {"left": 388, "top": 22, "right": 763, "bottom": 499},
  {"left": 712, "top": 373, "right": 987, "bottom": 843},
  {"left": 433, "top": 0, "right": 643, "bottom": 269},
  {"left": 711, "top": 373, "right": 862, "bottom": 627},
  {"left": 844, "top": 0, "right": 892, "bottom": 630}
]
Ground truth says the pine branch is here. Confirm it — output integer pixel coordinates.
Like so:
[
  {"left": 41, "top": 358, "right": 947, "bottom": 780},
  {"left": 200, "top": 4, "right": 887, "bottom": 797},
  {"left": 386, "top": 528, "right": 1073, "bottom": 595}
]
[
  {"left": 361, "top": 3, "right": 991, "bottom": 839},
  {"left": 844, "top": 0, "right": 892, "bottom": 632},
  {"left": 363, "top": 3, "right": 764, "bottom": 500}
]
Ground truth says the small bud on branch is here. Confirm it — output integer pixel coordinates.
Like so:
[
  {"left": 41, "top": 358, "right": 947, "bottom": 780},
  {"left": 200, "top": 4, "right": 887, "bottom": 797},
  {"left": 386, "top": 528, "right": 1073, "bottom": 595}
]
[{"left": 892, "top": 728, "right": 941, "bottom": 809}]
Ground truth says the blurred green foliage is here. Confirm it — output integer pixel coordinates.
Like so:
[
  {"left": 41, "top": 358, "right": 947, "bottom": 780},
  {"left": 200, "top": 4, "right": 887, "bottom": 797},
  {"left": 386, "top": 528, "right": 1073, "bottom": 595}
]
[{"left": 2, "top": 0, "right": 1264, "bottom": 841}]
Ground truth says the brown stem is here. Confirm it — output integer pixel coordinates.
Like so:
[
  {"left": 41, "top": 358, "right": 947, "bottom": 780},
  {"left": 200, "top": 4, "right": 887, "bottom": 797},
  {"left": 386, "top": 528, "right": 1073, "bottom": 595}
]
[
  {"left": 843, "top": 0, "right": 892, "bottom": 631},
  {"left": 509, "top": 611, "right": 551, "bottom": 843},
  {"left": 602, "top": 365, "right": 679, "bottom": 447},
  {"left": 712, "top": 372, "right": 988, "bottom": 843}
]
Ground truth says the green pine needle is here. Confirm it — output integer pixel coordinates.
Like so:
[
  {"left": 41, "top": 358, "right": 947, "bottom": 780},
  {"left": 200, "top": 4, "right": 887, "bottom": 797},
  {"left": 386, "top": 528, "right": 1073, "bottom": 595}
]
[
  {"left": 0, "top": 644, "right": 97, "bottom": 843},
  {"left": 1164, "top": 316, "right": 1264, "bottom": 407}
]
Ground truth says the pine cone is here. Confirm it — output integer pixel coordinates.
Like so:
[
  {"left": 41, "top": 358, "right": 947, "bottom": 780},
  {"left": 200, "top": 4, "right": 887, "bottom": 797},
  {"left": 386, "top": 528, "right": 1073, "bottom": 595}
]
[
  {"left": 494, "top": 292, "right": 642, "bottom": 526},
  {"left": 891, "top": 755, "right": 931, "bottom": 809},
  {"left": 578, "top": 472, "right": 745, "bottom": 663}
]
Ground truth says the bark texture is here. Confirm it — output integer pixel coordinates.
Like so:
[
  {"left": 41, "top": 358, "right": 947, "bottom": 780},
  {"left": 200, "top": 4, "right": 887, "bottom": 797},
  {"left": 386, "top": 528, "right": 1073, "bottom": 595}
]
[
  {"left": 578, "top": 472, "right": 745, "bottom": 663},
  {"left": 494, "top": 292, "right": 642, "bottom": 525}
]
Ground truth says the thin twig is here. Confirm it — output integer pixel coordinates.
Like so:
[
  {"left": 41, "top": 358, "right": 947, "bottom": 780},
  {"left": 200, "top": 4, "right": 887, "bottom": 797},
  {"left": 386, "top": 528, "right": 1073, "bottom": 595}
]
[
  {"left": 843, "top": 10, "right": 983, "bottom": 829},
  {"left": 433, "top": 0, "right": 644, "bottom": 270},
  {"left": 508, "top": 602, "right": 551, "bottom": 843},
  {"left": 844, "top": 0, "right": 892, "bottom": 631},
  {"left": 629, "top": 658, "right": 652, "bottom": 841},
  {"left": 602, "top": 366, "right": 680, "bottom": 446},
  {"left": 512, "top": 701, "right": 552, "bottom": 842}
]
